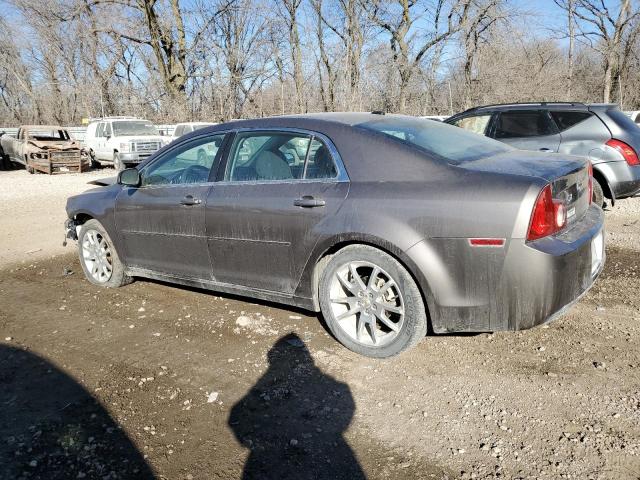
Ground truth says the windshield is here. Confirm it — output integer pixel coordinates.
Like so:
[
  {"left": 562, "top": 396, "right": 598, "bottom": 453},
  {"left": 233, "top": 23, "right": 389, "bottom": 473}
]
[
  {"left": 356, "top": 116, "right": 511, "bottom": 163},
  {"left": 112, "top": 121, "right": 158, "bottom": 136}
]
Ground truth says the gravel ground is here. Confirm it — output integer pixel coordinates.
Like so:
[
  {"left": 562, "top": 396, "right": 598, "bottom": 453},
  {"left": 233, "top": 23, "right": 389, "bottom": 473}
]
[
  {"left": 0, "top": 168, "right": 110, "bottom": 267},
  {"left": 0, "top": 168, "right": 639, "bottom": 480}
]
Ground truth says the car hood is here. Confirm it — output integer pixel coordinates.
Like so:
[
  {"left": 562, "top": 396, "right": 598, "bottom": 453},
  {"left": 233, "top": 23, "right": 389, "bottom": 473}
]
[
  {"left": 88, "top": 176, "right": 117, "bottom": 186},
  {"left": 456, "top": 150, "right": 586, "bottom": 182}
]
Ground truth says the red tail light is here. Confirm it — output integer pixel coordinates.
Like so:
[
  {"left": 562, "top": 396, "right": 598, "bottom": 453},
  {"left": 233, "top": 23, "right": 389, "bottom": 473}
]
[
  {"left": 606, "top": 139, "right": 640, "bottom": 166},
  {"left": 587, "top": 162, "right": 593, "bottom": 205},
  {"left": 527, "top": 184, "right": 567, "bottom": 241}
]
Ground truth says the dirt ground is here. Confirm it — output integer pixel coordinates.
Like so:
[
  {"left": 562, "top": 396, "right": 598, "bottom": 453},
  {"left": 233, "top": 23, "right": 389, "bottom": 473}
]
[{"left": 0, "top": 167, "right": 639, "bottom": 480}]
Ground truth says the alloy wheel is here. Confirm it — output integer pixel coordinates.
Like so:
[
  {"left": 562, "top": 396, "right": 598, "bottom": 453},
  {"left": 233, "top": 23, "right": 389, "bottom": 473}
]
[
  {"left": 328, "top": 261, "right": 405, "bottom": 347},
  {"left": 81, "top": 229, "right": 113, "bottom": 283}
]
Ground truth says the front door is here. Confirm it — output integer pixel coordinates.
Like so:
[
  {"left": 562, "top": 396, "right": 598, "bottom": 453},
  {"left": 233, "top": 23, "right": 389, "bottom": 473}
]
[
  {"left": 205, "top": 131, "right": 349, "bottom": 294},
  {"left": 492, "top": 110, "right": 561, "bottom": 152},
  {"left": 115, "top": 133, "right": 227, "bottom": 279}
]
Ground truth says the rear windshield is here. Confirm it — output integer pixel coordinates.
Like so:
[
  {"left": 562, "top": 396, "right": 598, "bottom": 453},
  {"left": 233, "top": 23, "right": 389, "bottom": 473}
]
[
  {"left": 355, "top": 116, "right": 511, "bottom": 163},
  {"left": 607, "top": 109, "right": 640, "bottom": 131},
  {"left": 112, "top": 121, "right": 158, "bottom": 136}
]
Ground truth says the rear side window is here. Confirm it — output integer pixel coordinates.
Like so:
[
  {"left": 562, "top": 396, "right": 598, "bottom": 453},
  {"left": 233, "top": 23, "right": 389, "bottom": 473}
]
[
  {"left": 451, "top": 115, "right": 492, "bottom": 135},
  {"left": 494, "top": 111, "right": 556, "bottom": 138},
  {"left": 550, "top": 111, "right": 592, "bottom": 131}
]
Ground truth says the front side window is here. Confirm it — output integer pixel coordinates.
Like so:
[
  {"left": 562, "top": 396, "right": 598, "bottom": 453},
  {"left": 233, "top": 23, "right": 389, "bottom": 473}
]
[
  {"left": 142, "top": 134, "right": 225, "bottom": 186},
  {"left": 451, "top": 115, "right": 492, "bottom": 135},
  {"left": 96, "top": 123, "right": 105, "bottom": 138},
  {"left": 494, "top": 110, "right": 556, "bottom": 138}
]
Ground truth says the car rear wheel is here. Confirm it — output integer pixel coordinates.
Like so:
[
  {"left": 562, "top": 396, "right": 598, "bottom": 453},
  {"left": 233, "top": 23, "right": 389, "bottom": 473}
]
[
  {"left": 78, "top": 219, "right": 132, "bottom": 288},
  {"left": 319, "top": 245, "right": 427, "bottom": 358},
  {"left": 592, "top": 177, "right": 604, "bottom": 208}
]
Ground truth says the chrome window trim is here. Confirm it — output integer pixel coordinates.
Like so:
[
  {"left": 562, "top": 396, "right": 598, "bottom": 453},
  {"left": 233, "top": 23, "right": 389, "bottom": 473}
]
[
  {"left": 133, "top": 126, "right": 349, "bottom": 190},
  {"left": 223, "top": 127, "right": 349, "bottom": 184}
]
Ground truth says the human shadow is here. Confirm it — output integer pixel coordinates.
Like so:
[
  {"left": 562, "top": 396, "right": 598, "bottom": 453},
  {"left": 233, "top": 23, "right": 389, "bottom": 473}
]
[
  {"left": 229, "top": 334, "right": 366, "bottom": 480},
  {"left": 0, "top": 344, "right": 155, "bottom": 480}
]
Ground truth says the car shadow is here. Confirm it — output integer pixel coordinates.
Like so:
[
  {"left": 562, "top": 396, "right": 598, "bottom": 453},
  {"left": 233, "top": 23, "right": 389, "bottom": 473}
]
[
  {"left": 0, "top": 344, "right": 155, "bottom": 480},
  {"left": 228, "top": 333, "right": 366, "bottom": 480}
]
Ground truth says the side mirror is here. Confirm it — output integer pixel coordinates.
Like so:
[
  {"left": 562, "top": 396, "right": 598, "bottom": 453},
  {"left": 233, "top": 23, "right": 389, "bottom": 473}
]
[{"left": 118, "top": 168, "right": 141, "bottom": 187}]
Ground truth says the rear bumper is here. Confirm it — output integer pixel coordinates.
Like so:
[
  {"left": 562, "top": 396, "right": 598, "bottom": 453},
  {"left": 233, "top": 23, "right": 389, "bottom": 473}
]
[
  {"left": 500, "top": 205, "right": 605, "bottom": 330},
  {"left": 406, "top": 205, "right": 605, "bottom": 333},
  {"left": 595, "top": 161, "right": 640, "bottom": 198}
]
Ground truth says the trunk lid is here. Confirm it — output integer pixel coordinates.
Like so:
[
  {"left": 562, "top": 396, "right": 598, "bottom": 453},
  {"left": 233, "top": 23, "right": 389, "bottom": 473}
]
[{"left": 458, "top": 150, "right": 591, "bottom": 226}]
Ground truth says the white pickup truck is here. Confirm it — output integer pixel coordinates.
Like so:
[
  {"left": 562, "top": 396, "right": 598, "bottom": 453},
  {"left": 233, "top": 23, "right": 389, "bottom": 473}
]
[{"left": 85, "top": 117, "right": 168, "bottom": 170}]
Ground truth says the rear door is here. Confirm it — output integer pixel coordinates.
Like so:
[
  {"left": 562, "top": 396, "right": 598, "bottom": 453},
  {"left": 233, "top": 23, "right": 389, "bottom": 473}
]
[
  {"left": 115, "top": 133, "right": 227, "bottom": 279},
  {"left": 492, "top": 110, "right": 561, "bottom": 152},
  {"left": 205, "top": 130, "right": 349, "bottom": 294}
]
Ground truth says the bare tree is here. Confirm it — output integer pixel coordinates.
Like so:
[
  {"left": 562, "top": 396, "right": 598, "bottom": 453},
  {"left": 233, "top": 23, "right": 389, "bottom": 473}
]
[
  {"left": 554, "top": 0, "right": 640, "bottom": 103},
  {"left": 362, "top": 0, "right": 473, "bottom": 112}
]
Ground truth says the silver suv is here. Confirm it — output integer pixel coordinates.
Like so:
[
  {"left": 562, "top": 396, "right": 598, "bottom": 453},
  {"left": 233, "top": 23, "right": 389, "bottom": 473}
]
[{"left": 446, "top": 103, "right": 640, "bottom": 206}]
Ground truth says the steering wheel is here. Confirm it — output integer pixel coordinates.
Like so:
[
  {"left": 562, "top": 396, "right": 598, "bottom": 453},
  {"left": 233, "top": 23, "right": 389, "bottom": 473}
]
[{"left": 180, "top": 164, "right": 210, "bottom": 184}]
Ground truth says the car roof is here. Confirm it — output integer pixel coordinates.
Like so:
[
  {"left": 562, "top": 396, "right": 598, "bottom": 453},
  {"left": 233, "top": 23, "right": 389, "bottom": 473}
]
[
  {"left": 198, "top": 112, "right": 453, "bottom": 182},
  {"left": 447, "top": 102, "right": 624, "bottom": 121}
]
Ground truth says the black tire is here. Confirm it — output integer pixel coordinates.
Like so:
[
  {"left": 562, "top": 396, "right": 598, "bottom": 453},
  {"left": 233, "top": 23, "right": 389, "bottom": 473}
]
[
  {"left": 114, "top": 152, "right": 125, "bottom": 171},
  {"left": 592, "top": 177, "right": 605, "bottom": 208},
  {"left": 319, "top": 244, "right": 427, "bottom": 358},
  {"left": 77, "top": 219, "right": 132, "bottom": 288},
  {"left": 89, "top": 150, "right": 100, "bottom": 168},
  {"left": 0, "top": 150, "right": 8, "bottom": 170}
]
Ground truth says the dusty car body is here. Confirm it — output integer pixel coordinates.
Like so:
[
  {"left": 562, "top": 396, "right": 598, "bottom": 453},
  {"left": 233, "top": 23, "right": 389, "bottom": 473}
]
[
  {"left": 65, "top": 113, "right": 605, "bottom": 357},
  {"left": 0, "top": 125, "right": 89, "bottom": 174}
]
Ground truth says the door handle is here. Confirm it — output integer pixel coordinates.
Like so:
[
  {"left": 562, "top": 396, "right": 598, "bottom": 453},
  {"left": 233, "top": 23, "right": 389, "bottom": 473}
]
[
  {"left": 294, "top": 196, "right": 326, "bottom": 208},
  {"left": 180, "top": 195, "right": 201, "bottom": 206},
  {"left": 539, "top": 148, "right": 553, "bottom": 152}
]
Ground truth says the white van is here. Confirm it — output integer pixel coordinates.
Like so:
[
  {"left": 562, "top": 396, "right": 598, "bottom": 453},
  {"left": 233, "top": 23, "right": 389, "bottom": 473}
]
[
  {"left": 85, "top": 117, "right": 168, "bottom": 170},
  {"left": 171, "top": 122, "right": 217, "bottom": 142}
]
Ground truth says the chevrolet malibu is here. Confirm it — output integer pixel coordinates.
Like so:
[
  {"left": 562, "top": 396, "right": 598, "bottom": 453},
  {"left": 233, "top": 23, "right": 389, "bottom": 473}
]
[{"left": 65, "top": 113, "right": 605, "bottom": 358}]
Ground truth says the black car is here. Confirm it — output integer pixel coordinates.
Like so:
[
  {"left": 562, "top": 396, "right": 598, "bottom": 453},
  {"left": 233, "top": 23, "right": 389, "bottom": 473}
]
[
  {"left": 65, "top": 113, "right": 604, "bottom": 357},
  {"left": 446, "top": 102, "right": 640, "bottom": 206}
]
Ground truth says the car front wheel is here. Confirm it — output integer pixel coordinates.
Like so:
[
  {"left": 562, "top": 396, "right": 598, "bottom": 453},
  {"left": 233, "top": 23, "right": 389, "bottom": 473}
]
[
  {"left": 78, "top": 219, "right": 132, "bottom": 288},
  {"left": 319, "top": 245, "right": 428, "bottom": 358}
]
